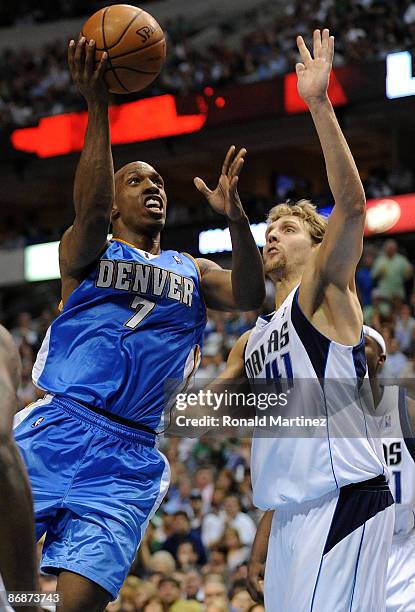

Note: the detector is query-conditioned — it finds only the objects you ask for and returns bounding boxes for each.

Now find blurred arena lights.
[199,223,267,255]
[198,194,415,254]
[386,51,415,99]
[11,95,207,158]
[24,241,60,281]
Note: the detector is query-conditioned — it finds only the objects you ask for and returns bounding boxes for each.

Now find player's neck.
[273,274,302,310]
[370,377,384,409]
[113,229,161,255]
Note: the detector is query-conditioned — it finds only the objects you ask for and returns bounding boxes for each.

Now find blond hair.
[267,199,327,244]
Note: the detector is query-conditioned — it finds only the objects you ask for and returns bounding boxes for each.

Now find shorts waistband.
[342,475,389,492]
[52,395,156,447]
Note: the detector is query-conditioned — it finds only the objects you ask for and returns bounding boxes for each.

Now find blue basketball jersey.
[33,239,206,429]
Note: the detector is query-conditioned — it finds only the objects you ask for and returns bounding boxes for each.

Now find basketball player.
[364,325,415,612]
[0,325,38,612]
[12,37,264,612]
[191,30,394,610]
[247,327,415,610]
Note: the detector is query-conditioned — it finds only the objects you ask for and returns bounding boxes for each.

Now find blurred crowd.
[3,0,415,128]
[3,233,414,610]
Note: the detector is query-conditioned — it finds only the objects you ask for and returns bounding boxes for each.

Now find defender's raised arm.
[297,30,366,294]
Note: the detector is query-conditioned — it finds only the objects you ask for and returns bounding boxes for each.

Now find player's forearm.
[250,511,273,563]
[228,216,265,310]
[0,436,38,593]
[73,101,114,223]
[308,97,365,215]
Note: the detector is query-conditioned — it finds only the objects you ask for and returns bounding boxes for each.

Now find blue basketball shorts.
[13,394,170,599]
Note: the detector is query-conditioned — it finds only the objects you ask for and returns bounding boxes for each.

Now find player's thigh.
[41,446,170,600]
[57,571,111,612]
[264,491,339,612]
[13,398,93,539]
[312,504,394,612]
[41,509,147,601]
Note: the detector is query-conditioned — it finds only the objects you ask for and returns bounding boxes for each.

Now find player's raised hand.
[68,37,109,105]
[194,146,247,222]
[296,29,334,104]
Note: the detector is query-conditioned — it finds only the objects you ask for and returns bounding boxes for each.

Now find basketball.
[81,4,166,94]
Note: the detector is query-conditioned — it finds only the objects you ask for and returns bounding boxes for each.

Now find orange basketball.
[81,4,166,94]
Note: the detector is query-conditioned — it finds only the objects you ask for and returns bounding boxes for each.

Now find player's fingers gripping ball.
[81,4,166,94]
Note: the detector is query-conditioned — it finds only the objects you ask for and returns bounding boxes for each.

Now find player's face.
[113,162,167,234]
[263,216,315,278]
[364,336,385,377]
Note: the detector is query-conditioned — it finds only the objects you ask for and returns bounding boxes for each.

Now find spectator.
[394,304,415,353]
[158,577,202,612]
[163,475,193,516]
[222,495,256,547]
[11,311,38,347]
[202,487,227,548]
[400,352,415,380]
[222,527,250,571]
[147,550,176,575]
[162,511,207,565]
[203,579,229,608]
[177,540,200,571]
[144,599,164,612]
[230,589,255,611]
[201,546,228,577]
[371,240,413,301]
[184,569,203,602]
[380,338,408,379]
[194,466,215,510]
[356,252,375,307]
[189,490,204,529]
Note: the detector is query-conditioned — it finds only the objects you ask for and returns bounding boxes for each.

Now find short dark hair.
[174,510,190,520]
[159,577,180,589]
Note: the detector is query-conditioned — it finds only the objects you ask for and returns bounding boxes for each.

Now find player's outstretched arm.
[0,327,38,609]
[296,30,366,295]
[60,38,113,294]
[247,510,274,603]
[167,331,250,436]
[194,147,265,311]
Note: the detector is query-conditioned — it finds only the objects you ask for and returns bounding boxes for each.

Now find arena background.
[1,0,415,610]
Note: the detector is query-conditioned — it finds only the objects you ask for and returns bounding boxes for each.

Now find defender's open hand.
[194,146,247,222]
[296,29,334,105]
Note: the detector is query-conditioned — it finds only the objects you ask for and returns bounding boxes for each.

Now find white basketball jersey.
[246,286,387,509]
[377,386,415,537]
[0,573,13,612]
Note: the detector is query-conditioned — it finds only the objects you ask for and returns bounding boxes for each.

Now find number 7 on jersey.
[124,296,156,329]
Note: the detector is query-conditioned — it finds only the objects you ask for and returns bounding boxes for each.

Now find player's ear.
[377,354,386,371]
[111,205,120,222]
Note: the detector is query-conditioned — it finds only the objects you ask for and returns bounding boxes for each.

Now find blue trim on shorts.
[310,551,324,612]
[349,523,365,611]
